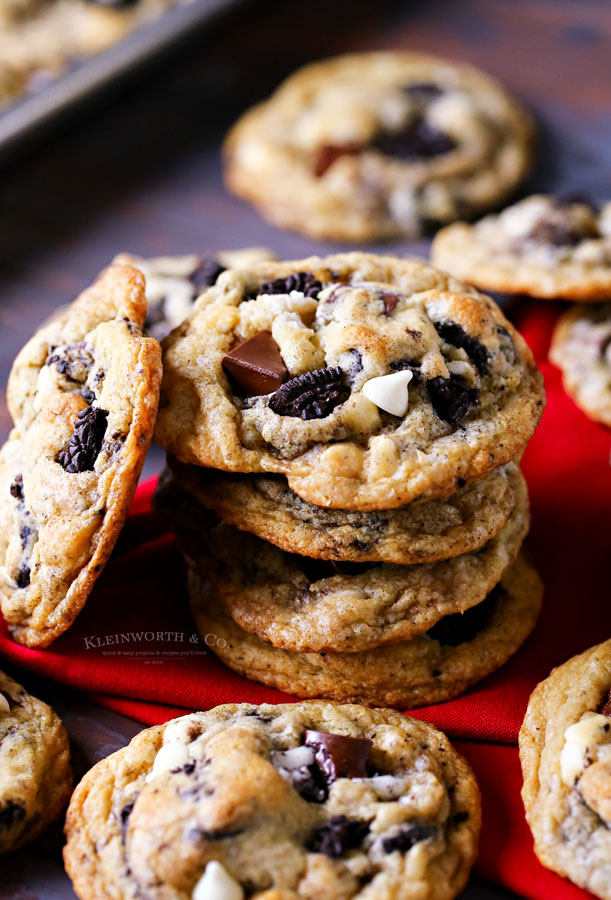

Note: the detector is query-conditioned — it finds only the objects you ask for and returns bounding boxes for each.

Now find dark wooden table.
[1,0,609,895]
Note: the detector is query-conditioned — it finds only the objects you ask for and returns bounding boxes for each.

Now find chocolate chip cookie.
[64,701,480,900]
[113,248,276,341]
[189,553,542,709]
[550,302,611,427]
[0,265,162,647]
[432,195,611,300]
[520,641,611,898]
[0,668,72,854]
[224,51,534,241]
[155,253,544,511]
[168,455,523,564]
[155,471,529,653]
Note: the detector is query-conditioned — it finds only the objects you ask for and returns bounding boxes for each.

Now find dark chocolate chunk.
[453,811,470,824]
[314,142,363,177]
[427,587,499,646]
[304,730,372,783]
[15,564,30,589]
[371,115,456,160]
[404,82,444,102]
[57,406,109,474]
[308,815,369,857]
[269,367,348,419]
[9,476,23,500]
[190,256,226,289]
[0,802,26,832]
[434,321,489,374]
[290,764,328,803]
[599,691,611,717]
[251,271,324,301]
[381,821,437,853]
[380,291,402,316]
[222,331,288,396]
[426,375,479,423]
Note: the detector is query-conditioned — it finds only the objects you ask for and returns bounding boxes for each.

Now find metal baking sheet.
[0,0,244,162]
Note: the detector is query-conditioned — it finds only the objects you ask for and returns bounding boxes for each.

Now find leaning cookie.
[189,554,542,709]
[549,302,611,427]
[156,472,529,653]
[432,195,611,300]
[155,253,544,510]
[169,455,522,564]
[224,51,533,241]
[113,247,276,340]
[0,669,72,854]
[64,701,480,900]
[520,641,611,898]
[0,265,162,647]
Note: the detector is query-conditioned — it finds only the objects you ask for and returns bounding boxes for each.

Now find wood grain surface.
[0,0,609,896]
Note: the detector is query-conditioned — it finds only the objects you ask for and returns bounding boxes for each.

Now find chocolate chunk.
[427,587,499,646]
[435,321,489,374]
[15,564,30,589]
[371,115,456,160]
[9,475,23,500]
[426,375,479,423]
[308,815,369,857]
[0,802,26,831]
[304,730,372,783]
[269,367,348,419]
[453,811,470,824]
[404,83,444,102]
[381,821,437,853]
[380,291,402,316]
[222,331,288,396]
[314,142,362,177]
[57,406,109,474]
[190,256,226,289]
[252,271,324,300]
[600,691,611,717]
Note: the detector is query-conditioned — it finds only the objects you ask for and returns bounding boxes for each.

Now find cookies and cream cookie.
[432,195,611,300]
[520,640,611,898]
[155,253,544,511]
[224,51,533,241]
[64,701,480,900]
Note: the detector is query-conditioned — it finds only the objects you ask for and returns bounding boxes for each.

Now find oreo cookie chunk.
[223,50,533,240]
[114,247,276,340]
[0,265,162,647]
[64,702,480,900]
[0,669,72,854]
[155,252,544,511]
[433,195,611,300]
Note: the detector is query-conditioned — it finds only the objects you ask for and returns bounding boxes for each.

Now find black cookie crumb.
[435,321,489,374]
[426,375,479,423]
[381,821,437,854]
[308,815,369,858]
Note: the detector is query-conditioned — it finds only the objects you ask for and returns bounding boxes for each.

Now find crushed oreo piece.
[269,367,348,419]
[435,321,489,374]
[427,587,499,646]
[426,375,479,423]
[15,564,30,589]
[600,334,611,360]
[190,256,226,289]
[119,801,135,841]
[453,811,470,824]
[252,271,324,300]
[389,358,421,383]
[304,730,372,783]
[300,558,378,581]
[528,219,586,248]
[371,115,456,161]
[314,142,362,177]
[308,815,369,858]
[599,691,611,718]
[381,821,437,853]
[9,476,23,500]
[404,82,444,102]
[57,406,109,474]
[0,802,26,832]
[46,342,93,384]
[290,765,328,804]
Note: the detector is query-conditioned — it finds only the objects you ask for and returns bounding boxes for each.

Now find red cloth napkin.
[1,301,609,900]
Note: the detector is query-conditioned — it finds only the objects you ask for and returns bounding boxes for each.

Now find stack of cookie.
[154,251,546,709]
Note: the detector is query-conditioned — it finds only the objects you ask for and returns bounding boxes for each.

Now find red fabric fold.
[0,301,608,900]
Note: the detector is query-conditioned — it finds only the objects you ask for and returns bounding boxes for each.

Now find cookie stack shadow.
[155,450,543,710]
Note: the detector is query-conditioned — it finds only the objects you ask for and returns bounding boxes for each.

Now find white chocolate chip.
[146,741,190,782]
[560,713,611,786]
[362,370,413,417]
[271,745,315,771]
[192,861,244,900]
[0,694,10,714]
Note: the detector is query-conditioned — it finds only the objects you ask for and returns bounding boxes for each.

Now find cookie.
[155,252,544,511]
[169,455,523,564]
[549,302,611,427]
[432,195,611,300]
[223,51,534,241]
[189,553,542,709]
[0,265,162,647]
[64,701,480,900]
[155,472,529,653]
[520,641,611,898]
[0,668,72,854]
[113,248,276,341]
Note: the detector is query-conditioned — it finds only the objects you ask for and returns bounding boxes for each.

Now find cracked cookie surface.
[155,253,544,511]
[64,700,480,900]
[0,265,162,647]
[224,51,533,241]
[520,640,611,899]
[432,196,611,300]
[550,302,611,427]
[189,554,542,709]
[0,669,72,854]
[155,472,529,653]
